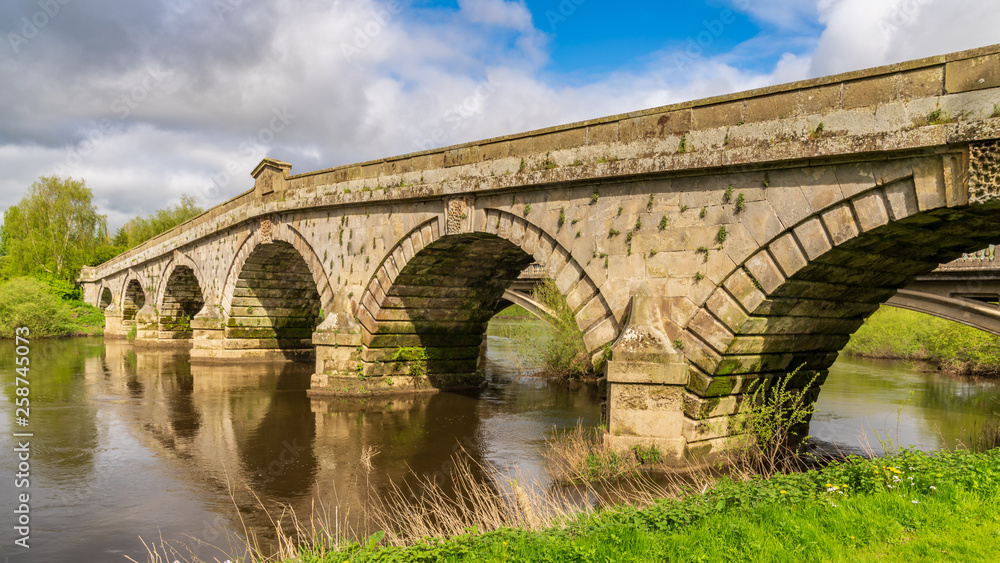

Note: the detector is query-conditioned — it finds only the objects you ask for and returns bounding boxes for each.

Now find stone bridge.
[885,245,1000,334]
[81,45,1000,461]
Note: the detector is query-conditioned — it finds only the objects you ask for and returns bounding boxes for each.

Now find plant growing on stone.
[725,365,817,477]
[392,346,429,378]
[736,193,746,213]
[647,193,655,211]
[591,189,599,204]
[678,135,687,154]
[659,215,668,230]
[716,226,727,243]
[635,216,642,230]
[724,185,733,203]
[558,208,566,229]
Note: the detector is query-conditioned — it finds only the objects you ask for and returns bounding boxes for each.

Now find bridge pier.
[603,286,690,461]
[103,303,126,339]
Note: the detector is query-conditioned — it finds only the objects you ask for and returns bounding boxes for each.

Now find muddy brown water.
[2,321,999,562]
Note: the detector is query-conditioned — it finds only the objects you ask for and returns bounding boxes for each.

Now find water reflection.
[811,356,1000,455]
[2,334,997,562]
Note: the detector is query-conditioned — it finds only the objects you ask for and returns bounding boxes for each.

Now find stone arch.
[98,285,113,311]
[356,210,619,380]
[680,149,1000,425]
[156,254,207,339]
[121,277,147,323]
[218,218,329,358]
[154,251,209,311]
[219,218,334,324]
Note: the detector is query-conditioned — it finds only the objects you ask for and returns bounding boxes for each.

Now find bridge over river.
[81,45,1000,461]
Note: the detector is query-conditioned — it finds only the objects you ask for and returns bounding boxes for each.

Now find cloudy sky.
[1,0,997,230]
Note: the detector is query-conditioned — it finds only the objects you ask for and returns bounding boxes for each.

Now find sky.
[0,0,997,231]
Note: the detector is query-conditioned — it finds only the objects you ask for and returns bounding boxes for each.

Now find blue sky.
[0,0,996,229]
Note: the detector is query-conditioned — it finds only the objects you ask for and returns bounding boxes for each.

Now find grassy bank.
[218,449,999,563]
[844,306,1000,376]
[0,276,104,338]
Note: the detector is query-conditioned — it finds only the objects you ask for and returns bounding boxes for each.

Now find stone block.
[912,156,948,211]
[900,66,944,99]
[851,190,890,232]
[687,309,735,354]
[723,268,766,313]
[744,251,784,295]
[740,200,784,246]
[587,121,620,144]
[607,361,687,385]
[744,91,800,123]
[800,84,842,114]
[883,178,920,220]
[945,53,1000,93]
[793,217,833,260]
[692,101,743,130]
[843,75,898,109]
[768,232,808,277]
[705,289,749,332]
[821,203,860,246]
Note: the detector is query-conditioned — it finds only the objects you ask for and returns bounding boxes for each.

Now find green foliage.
[658,215,668,230]
[844,306,1000,375]
[678,134,687,154]
[724,185,733,203]
[312,450,1000,563]
[531,278,590,378]
[522,203,531,216]
[557,207,565,229]
[716,226,727,243]
[1,176,108,281]
[0,277,103,338]
[608,228,620,237]
[634,216,641,231]
[632,444,664,465]
[699,207,706,219]
[646,193,654,211]
[392,346,429,378]
[735,192,746,212]
[126,323,137,341]
[113,194,203,250]
[590,189,599,204]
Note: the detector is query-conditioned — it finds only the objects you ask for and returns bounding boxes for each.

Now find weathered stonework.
[80,44,1000,461]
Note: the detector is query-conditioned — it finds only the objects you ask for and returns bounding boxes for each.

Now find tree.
[0,176,108,281]
[113,194,203,249]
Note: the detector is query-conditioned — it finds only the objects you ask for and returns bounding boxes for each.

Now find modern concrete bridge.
[81,45,1000,460]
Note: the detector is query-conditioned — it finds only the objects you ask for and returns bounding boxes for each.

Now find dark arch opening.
[160,266,206,339]
[226,241,322,359]
[99,287,112,311]
[685,184,1000,432]
[123,280,146,322]
[360,233,534,386]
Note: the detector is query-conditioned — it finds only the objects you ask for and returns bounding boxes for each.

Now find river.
[2,320,999,562]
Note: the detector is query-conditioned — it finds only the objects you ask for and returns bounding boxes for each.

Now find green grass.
[844,306,1000,376]
[299,449,1000,562]
[0,276,104,338]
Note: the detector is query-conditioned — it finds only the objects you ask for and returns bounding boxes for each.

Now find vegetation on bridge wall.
[844,306,1000,376]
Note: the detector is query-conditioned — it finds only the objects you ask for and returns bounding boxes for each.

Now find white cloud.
[0,0,997,231]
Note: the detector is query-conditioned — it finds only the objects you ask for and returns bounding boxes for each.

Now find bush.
[0,276,104,338]
[531,279,590,378]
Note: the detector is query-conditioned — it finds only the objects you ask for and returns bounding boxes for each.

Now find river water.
[2,321,999,562]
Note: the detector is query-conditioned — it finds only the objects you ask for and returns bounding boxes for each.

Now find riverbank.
[0,276,104,338]
[844,306,1000,377]
[269,448,1000,562]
